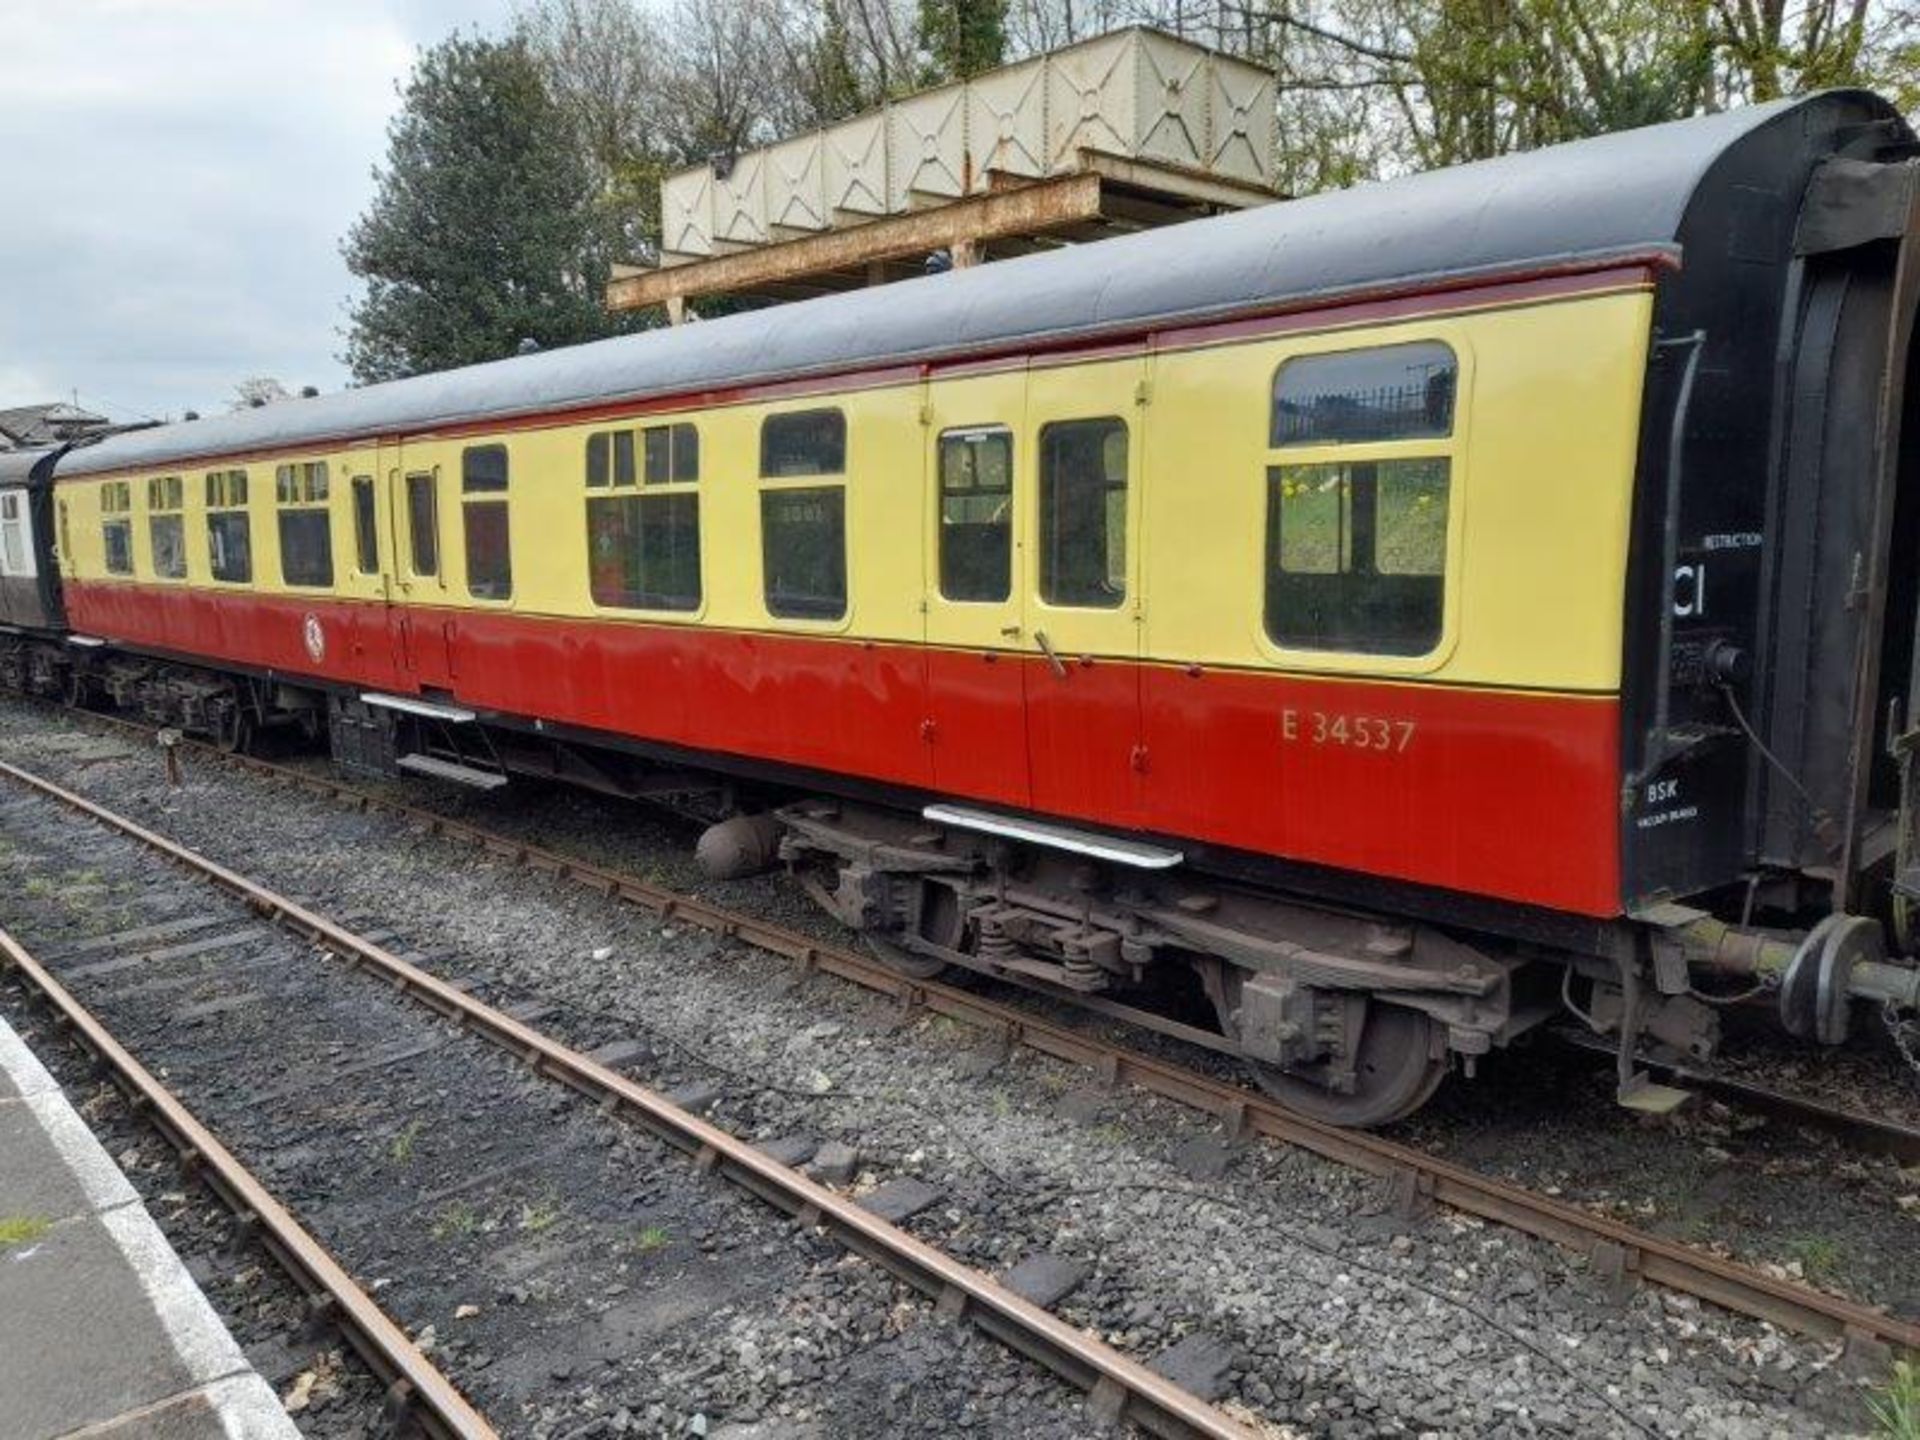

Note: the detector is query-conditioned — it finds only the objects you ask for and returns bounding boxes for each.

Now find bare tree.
[230,377,291,412]
[516,0,662,177]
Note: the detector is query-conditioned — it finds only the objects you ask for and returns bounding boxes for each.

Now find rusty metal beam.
[1073,149,1281,210]
[607,170,1105,313]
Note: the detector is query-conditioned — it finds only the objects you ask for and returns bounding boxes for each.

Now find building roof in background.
[0,402,111,448]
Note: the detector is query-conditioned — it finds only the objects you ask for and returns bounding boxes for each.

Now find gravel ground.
[0,692,1897,1437]
[247,707,1920,1322]
[0,764,1095,1440]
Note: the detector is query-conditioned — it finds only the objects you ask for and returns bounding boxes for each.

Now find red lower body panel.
[66,582,1623,917]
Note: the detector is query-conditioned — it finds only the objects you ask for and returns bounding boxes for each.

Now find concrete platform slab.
[0,1012,300,1440]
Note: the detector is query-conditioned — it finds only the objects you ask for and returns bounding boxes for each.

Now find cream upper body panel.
[56,285,1651,697]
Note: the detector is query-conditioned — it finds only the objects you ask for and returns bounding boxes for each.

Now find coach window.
[205,469,251,583]
[1,494,27,575]
[406,472,439,578]
[100,481,133,576]
[759,409,847,620]
[275,460,334,588]
[461,445,511,600]
[939,427,1013,602]
[147,476,187,580]
[351,476,379,574]
[586,422,701,611]
[1265,341,1456,656]
[1039,418,1127,609]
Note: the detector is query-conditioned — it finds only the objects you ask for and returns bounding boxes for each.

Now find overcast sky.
[0,0,518,423]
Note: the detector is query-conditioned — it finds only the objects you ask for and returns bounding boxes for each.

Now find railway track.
[1548,1028,1920,1167]
[0,752,1261,1440]
[9,702,1920,1364]
[0,924,498,1440]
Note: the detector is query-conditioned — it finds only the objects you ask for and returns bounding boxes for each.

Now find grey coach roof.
[60,91,1897,480]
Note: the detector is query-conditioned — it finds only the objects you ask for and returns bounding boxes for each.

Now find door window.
[205,469,251,583]
[352,476,379,575]
[1038,418,1127,609]
[938,427,1012,603]
[406,471,439,577]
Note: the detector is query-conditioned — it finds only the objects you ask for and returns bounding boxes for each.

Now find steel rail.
[1551,1028,1920,1166]
[15,709,1920,1353]
[0,757,1259,1440]
[0,924,498,1440]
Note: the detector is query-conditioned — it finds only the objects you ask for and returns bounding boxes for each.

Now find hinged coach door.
[333,442,402,688]
[922,367,1031,806]
[1022,358,1147,827]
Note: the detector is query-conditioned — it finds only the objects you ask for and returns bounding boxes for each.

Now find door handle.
[1033,628,1068,680]
[999,624,1022,638]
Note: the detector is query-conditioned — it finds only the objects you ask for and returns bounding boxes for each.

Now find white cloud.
[0,0,515,421]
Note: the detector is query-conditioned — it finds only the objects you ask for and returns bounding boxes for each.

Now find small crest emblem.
[302,613,326,663]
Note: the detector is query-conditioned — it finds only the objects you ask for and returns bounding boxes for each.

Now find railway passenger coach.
[11,90,1920,1124]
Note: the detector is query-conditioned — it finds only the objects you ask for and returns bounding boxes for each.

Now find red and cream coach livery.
[11,90,1920,1123]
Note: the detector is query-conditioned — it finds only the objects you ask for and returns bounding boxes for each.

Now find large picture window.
[586,422,701,611]
[760,488,846,619]
[1265,341,1457,656]
[205,469,251,583]
[275,460,333,588]
[461,445,511,600]
[760,409,846,620]
[938,427,1012,603]
[1038,418,1127,609]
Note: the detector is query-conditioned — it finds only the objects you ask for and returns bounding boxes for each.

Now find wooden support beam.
[607,170,1104,313]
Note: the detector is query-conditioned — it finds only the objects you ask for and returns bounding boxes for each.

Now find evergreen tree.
[918,0,1008,82]
[342,35,629,384]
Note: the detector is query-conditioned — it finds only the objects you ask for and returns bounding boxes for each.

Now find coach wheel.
[866,935,948,980]
[63,667,89,709]
[1245,1003,1447,1128]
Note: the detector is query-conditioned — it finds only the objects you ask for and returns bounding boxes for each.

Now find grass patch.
[430,1202,478,1241]
[389,1119,423,1165]
[1871,1358,1920,1440]
[0,1215,52,1249]
[635,1224,670,1254]
[1788,1235,1841,1283]
[518,1195,563,1233]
